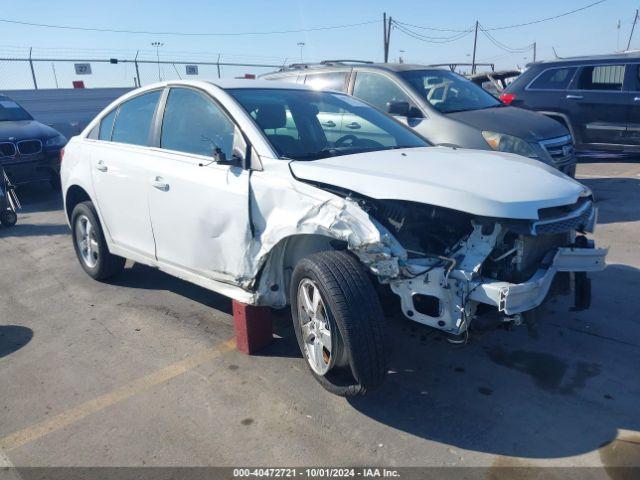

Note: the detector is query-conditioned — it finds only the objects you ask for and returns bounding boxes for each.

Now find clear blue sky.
[0,0,637,88]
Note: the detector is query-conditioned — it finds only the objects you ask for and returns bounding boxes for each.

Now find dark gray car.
[502,52,640,156]
[0,95,67,189]
[262,61,576,176]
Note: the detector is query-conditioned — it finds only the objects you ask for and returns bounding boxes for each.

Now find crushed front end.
[357,194,606,335]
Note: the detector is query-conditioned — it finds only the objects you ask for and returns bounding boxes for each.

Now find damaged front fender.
[240,170,407,306]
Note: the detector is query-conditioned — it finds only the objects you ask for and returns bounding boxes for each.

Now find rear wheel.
[71,201,125,280]
[290,250,388,396]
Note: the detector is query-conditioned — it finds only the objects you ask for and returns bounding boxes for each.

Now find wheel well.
[65,185,91,222]
[255,234,349,306]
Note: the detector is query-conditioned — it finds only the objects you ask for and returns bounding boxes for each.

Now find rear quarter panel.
[61,137,99,226]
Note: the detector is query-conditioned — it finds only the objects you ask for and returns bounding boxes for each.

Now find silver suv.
[263,61,576,176]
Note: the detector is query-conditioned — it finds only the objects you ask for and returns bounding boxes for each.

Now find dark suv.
[262,61,576,176]
[502,52,640,155]
[0,94,67,189]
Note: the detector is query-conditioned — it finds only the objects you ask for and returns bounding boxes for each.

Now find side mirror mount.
[387,100,410,117]
[213,147,242,167]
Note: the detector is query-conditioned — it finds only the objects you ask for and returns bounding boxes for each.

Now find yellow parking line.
[0,338,236,452]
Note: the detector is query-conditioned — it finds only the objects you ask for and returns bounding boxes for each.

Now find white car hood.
[289,147,589,220]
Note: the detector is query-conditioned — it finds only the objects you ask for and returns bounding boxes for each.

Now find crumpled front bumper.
[390,246,607,332]
[468,246,607,315]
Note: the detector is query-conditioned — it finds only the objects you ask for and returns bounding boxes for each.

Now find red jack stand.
[232,300,274,354]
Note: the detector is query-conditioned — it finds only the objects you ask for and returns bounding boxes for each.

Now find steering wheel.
[334,134,359,148]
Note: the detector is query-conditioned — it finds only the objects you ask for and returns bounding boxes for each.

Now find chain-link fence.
[0,47,286,90]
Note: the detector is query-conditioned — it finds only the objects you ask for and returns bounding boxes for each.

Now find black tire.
[290,250,388,396]
[0,210,17,227]
[71,201,125,280]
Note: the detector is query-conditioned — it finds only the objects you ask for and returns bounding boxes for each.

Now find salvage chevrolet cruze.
[61,80,607,396]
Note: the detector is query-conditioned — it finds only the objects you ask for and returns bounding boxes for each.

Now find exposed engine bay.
[311,181,606,336]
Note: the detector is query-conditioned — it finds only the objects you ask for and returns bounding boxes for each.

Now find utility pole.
[471,21,479,74]
[627,9,639,51]
[383,12,388,62]
[297,42,305,63]
[383,13,392,63]
[533,42,537,62]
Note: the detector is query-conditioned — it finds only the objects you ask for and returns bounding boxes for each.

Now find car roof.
[527,51,640,67]
[129,79,319,94]
[207,79,314,90]
[265,62,448,76]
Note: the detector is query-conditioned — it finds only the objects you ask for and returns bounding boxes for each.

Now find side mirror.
[387,100,410,117]
[213,147,242,167]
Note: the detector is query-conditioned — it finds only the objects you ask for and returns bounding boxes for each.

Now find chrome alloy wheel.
[297,278,335,376]
[75,214,99,269]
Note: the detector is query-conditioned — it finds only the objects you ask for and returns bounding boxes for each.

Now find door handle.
[321,120,336,128]
[346,122,361,129]
[151,177,169,191]
[95,161,108,172]
[566,94,583,100]
[634,97,640,102]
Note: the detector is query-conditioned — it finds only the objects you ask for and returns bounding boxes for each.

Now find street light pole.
[297,42,305,63]
[151,41,164,81]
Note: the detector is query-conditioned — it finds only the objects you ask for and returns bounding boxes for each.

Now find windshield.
[227,88,428,160]
[399,70,501,114]
[0,99,33,121]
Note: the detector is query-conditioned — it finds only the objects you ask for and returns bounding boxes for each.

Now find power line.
[479,24,534,53]
[392,20,470,33]
[484,0,607,31]
[0,17,380,37]
[394,0,607,34]
[392,22,474,44]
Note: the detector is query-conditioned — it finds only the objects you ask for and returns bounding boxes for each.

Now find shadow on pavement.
[0,325,33,358]
[106,262,233,315]
[346,263,640,459]
[0,223,69,238]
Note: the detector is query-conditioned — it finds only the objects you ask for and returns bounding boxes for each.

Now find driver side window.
[352,72,411,112]
[161,87,235,158]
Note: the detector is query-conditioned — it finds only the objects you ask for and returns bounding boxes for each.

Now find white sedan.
[61,80,606,396]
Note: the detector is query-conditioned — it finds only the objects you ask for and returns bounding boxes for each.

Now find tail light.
[60,147,65,163]
[499,93,516,105]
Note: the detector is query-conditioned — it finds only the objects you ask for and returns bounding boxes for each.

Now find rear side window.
[576,64,625,91]
[160,87,235,157]
[111,90,161,146]
[528,67,577,90]
[98,110,116,141]
[352,72,411,111]
[305,72,348,92]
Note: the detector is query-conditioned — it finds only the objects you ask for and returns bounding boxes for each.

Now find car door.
[90,90,161,257]
[304,71,348,143]
[349,71,428,140]
[147,87,252,283]
[625,63,640,146]
[566,63,628,146]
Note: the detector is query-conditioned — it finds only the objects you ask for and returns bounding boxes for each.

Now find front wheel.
[290,251,388,396]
